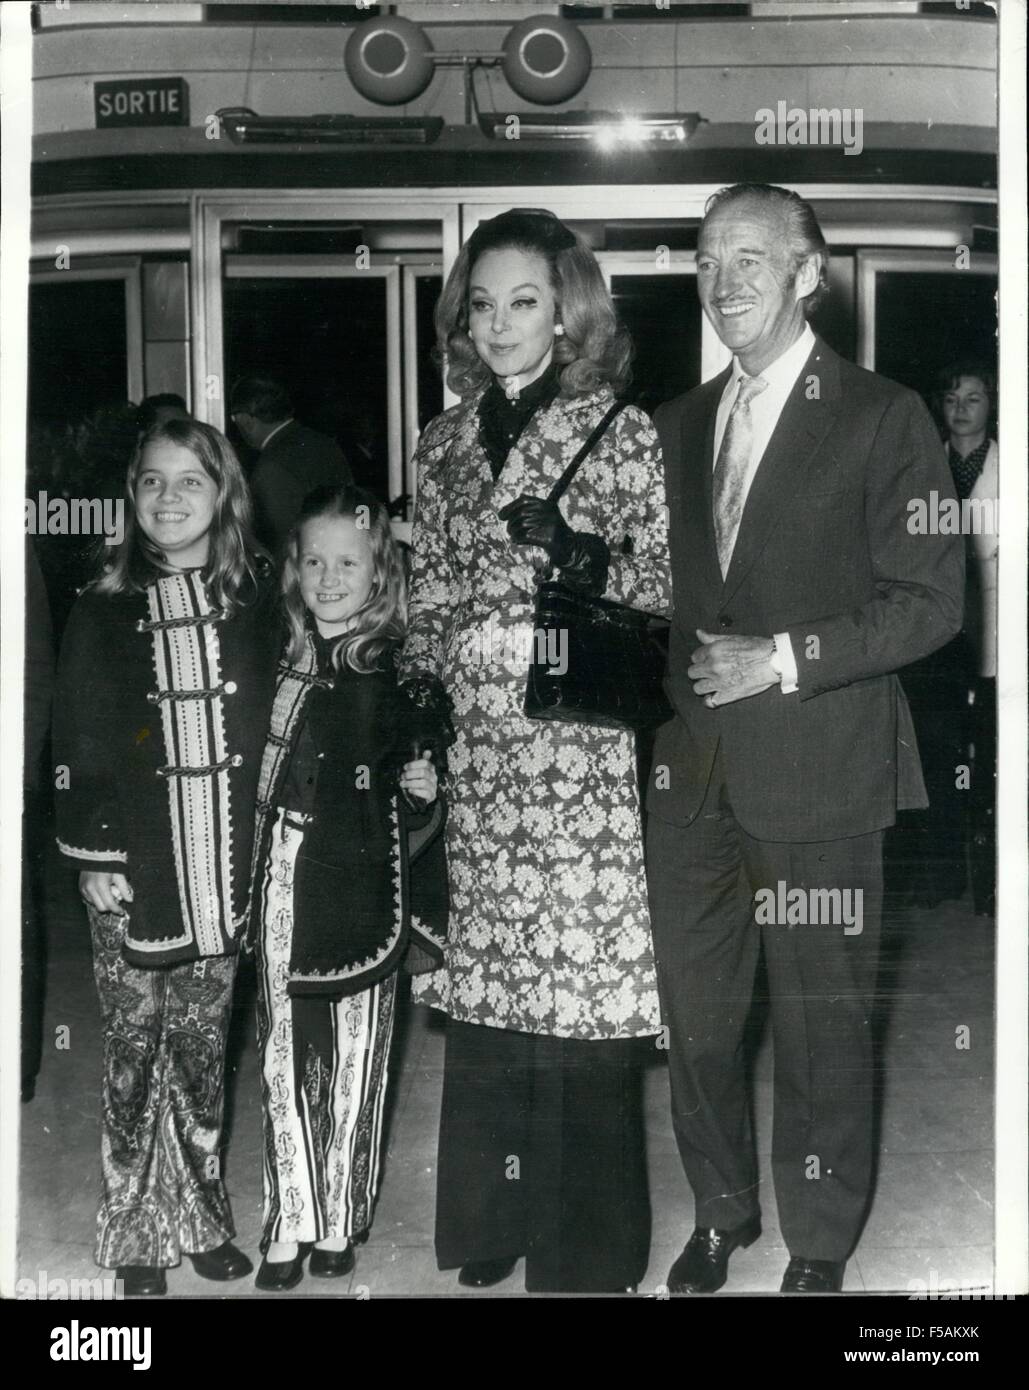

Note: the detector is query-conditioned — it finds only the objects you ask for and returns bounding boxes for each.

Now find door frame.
[402,261,444,486]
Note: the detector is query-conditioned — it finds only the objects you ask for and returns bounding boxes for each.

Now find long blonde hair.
[281,485,406,673]
[94,418,266,613]
[436,207,632,399]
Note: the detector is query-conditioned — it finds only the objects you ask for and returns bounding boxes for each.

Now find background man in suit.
[230,374,352,551]
[648,184,965,1294]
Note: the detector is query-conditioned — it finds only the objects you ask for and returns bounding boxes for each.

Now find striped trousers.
[256,809,397,1245]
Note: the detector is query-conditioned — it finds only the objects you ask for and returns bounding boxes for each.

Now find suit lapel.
[721,340,842,603]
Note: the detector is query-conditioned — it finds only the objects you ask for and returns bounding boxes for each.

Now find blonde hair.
[436,207,632,399]
[281,486,406,674]
[94,418,266,614]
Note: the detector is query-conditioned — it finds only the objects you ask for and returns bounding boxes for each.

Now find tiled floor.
[18,870,994,1298]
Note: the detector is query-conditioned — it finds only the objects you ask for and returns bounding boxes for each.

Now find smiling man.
[647,184,965,1294]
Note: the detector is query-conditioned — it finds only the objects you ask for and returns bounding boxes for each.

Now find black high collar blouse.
[478,362,562,481]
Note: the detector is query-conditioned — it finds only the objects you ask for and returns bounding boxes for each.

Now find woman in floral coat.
[399,209,671,1293]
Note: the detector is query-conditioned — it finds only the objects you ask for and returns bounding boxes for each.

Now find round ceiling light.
[502,16,592,106]
[344,16,435,106]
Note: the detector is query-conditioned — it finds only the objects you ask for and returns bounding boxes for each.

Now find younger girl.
[53,418,280,1295]
[251,485,447,1292]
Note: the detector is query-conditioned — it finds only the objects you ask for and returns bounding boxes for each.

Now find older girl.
[400,208,671,1293]
[53,419,279,1295]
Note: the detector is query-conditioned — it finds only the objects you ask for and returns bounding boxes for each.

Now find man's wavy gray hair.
[702,183,830,316]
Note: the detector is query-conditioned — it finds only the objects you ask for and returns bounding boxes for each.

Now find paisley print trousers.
[256,810,397,1245]
[87,905,237,1269]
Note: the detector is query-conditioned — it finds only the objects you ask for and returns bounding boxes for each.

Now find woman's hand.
[498,495,575,566]
[400,754,438,809]
[79,871,133,916]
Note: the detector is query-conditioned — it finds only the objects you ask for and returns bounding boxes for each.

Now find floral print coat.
[399,385,671,1040]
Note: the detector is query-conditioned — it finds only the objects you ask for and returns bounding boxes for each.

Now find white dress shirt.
[969,439,998,679]
[712,321,816,693]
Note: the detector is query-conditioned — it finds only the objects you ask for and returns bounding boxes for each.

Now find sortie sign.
[94,77,189,128]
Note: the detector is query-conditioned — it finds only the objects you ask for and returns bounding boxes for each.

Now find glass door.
[596,251,704,413]
[28,257,143,433]
[856,249,998,398]
[192,193,458,509]
[223,256,401,504]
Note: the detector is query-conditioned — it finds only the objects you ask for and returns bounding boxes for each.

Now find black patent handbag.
[523,401,672,731]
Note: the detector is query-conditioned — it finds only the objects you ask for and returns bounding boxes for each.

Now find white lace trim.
[57,838,127,864]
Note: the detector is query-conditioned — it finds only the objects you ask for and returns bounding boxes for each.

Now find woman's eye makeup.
[469,296,538,312]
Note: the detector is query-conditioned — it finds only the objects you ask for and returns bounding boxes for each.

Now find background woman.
[400,208,670,1294]
[939,362,998,915]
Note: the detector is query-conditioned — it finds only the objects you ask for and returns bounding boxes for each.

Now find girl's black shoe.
[309,1243,356,1279]
[118,1266,167,1297]
[187,1241,252,1281]
[255,1243,312,1292]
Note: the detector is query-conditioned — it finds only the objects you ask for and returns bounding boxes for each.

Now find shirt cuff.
[772,632,799,694]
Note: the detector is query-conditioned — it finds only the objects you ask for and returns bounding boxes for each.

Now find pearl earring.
[554,324,565,337]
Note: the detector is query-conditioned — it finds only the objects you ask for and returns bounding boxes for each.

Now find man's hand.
[688,630,779,708]
[79,871,133,916]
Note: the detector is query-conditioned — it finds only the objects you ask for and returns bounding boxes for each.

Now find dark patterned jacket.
[53,568,280,966]
[249,632,448,998]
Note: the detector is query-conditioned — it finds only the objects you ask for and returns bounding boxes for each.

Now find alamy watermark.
[754,881,864,935]
[25,491,125,544]
[907,491,998,537]
[754,102,864,157]
[457,614,568,677]
[50,1320,150,1371]
[15,1269,123,1300]
[907,1269,1015,1301]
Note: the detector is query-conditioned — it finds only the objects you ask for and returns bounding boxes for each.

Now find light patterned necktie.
[712,373,769,577]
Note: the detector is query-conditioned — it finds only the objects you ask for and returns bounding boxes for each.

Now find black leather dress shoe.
[667,1216,762,1294]
[186,1241,253,1281]
[255,1244,312,1293]
[118,1266,167,1297]
[309,1244,356,1279]
[781,1257,845,1292]
[458,1256,519,1288]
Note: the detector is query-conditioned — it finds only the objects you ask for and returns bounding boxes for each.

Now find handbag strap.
[546,399,628,504]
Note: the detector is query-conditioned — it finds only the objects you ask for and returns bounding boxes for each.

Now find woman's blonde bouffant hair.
[436,208,632,399]
[281,485,407,674]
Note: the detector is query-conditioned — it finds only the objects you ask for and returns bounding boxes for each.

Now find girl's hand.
[79,871,133,916]
[400,755,438,808]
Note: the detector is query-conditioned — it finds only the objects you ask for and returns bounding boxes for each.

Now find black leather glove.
[498,494,611,596]
[498,495,576,566]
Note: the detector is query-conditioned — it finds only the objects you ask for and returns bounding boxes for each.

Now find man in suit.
[230,374,352,551]
[648,184,964,1294]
